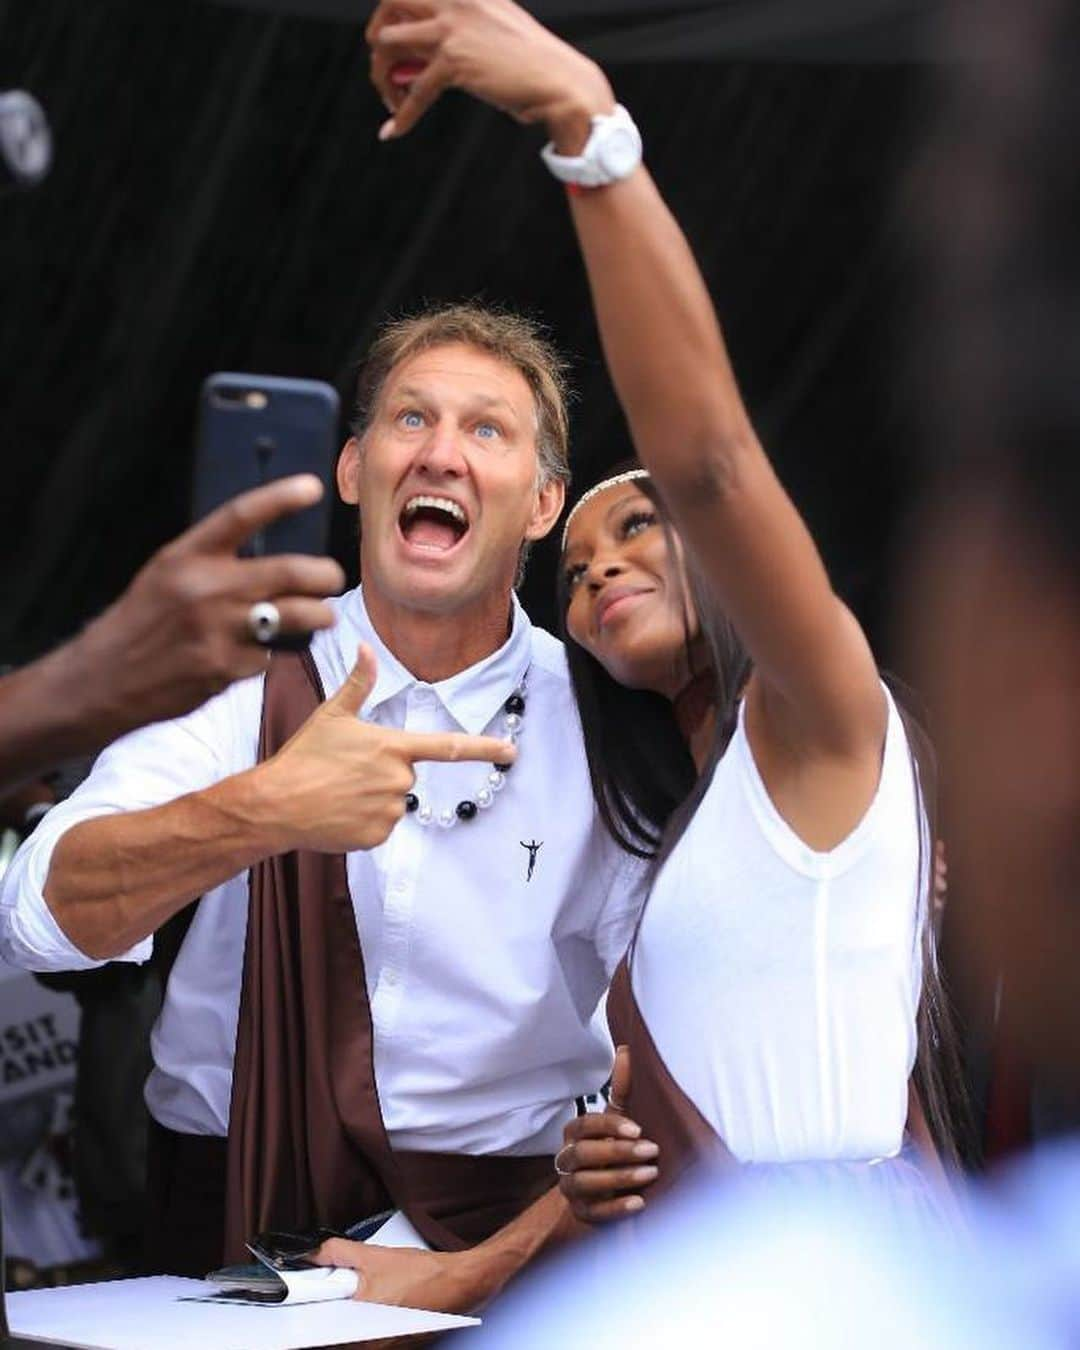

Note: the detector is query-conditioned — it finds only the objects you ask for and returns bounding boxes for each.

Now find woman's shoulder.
[690,684,921,879]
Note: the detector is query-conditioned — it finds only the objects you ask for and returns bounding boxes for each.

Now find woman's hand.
[366,0,614,150]
[556,1045,660,1223]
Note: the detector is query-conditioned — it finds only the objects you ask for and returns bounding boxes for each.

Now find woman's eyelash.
[620,509,656,537]
[564,510,655,589]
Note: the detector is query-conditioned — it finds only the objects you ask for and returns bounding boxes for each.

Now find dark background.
[0,0,935,668]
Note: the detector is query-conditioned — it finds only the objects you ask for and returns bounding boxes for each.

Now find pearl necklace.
[404,677,527,828]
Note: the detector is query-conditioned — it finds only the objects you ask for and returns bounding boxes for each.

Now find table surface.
[6,1276,479,1350]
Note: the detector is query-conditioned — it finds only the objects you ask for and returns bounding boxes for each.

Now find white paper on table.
[275,1264,358,1303]
[6,1276,480,1350]
[186,1210,429,1308]
[184,1263,360,1306]
[365,1209,432,1251]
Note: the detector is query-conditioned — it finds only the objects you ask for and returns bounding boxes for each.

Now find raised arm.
[560,167,885,761]
[369,0,886,775]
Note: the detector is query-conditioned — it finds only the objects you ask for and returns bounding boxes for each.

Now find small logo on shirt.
[520,839,543,883]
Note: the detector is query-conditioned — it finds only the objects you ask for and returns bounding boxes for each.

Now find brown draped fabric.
[607,955,944,1196]
[606,958,733,1201]
[223,649,554,1262]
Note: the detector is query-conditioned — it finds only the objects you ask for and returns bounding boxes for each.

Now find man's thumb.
[331,643,377,716]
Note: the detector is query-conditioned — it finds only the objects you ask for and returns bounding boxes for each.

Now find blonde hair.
[351,303,571,488]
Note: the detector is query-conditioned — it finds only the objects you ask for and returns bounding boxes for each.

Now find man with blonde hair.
[1,302,643,1287]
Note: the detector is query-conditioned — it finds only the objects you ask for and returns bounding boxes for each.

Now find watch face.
[597,125,641,180]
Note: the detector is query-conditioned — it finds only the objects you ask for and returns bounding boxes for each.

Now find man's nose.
[416,417,467,476]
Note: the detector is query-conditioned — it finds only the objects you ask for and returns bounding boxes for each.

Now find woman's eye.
[474,421,500,440]
[621,510,656,539]
[564,562,586,590]
[399,409,425,429]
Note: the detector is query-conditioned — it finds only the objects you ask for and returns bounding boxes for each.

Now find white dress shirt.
[0,589,644,1155]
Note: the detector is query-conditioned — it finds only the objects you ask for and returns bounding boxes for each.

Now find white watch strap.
[540,104,642,188]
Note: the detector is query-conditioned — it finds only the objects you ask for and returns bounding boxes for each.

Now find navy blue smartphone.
[193,372,340,557]
[193,373,341,649]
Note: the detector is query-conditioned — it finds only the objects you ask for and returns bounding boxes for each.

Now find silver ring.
[247,600,281,645]
[554,1145,574,1178]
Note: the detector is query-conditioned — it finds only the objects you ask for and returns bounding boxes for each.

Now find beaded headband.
[560,468,652,551]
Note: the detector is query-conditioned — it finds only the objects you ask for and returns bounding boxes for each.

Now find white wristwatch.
[540,104,642,189]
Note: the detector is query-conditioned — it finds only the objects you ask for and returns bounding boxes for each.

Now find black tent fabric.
[0,0,929,665]
[211,0,945,62]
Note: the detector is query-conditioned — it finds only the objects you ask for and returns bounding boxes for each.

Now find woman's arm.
[370,0,887,804]
[562,169,885,765]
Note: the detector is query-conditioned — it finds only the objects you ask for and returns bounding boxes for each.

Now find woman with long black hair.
[556,463,965,1217]
[366,0,967,1227]
[360,0,968,1250]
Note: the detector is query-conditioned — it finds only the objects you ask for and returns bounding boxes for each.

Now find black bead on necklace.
[404,677,527,827]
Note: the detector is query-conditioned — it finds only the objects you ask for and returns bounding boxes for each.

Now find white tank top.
[632,686,926,1164]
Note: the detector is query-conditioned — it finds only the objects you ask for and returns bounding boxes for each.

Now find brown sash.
[606,957,733,1200]
[607,955,943,1194]
[223,650,554,1262]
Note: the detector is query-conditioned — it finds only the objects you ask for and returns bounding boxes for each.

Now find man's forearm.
[452,1185,583,1311]
[44,769,283,960]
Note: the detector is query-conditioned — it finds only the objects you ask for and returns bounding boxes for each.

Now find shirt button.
[384,969,399,988]
[391,879,407,896]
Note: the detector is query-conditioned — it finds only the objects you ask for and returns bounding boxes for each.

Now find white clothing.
[632,686,925,1163]
[485,1146,1080,1350]
[0,589,643,1155]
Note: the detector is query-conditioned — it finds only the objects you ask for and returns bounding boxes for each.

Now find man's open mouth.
[398,494,471,553]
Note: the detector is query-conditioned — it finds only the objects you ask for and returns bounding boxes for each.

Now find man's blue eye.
[475,422,500,439]
[400,410,424,429]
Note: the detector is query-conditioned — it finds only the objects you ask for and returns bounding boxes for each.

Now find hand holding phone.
[65,475,343,744]
[193,374,341,649]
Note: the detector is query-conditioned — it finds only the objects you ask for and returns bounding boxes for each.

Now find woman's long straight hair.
[559,468,974,1166]
[892,689,978,1169]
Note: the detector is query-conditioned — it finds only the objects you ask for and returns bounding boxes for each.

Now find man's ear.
[524,476,567,542]
[336,436,362,505]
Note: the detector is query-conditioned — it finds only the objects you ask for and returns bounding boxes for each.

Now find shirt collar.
[335,587,533,735]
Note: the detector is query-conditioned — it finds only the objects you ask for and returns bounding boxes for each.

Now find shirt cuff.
[0,821,152,972]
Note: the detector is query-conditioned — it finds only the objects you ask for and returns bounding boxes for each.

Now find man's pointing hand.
[254,643,516,853]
